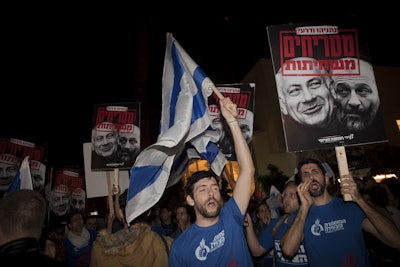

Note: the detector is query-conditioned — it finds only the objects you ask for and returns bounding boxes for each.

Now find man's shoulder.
[2,252,67,267]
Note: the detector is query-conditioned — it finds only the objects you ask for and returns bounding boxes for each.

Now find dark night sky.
[3,6,399,169]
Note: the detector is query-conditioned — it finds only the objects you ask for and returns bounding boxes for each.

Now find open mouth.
[310,181,320,190]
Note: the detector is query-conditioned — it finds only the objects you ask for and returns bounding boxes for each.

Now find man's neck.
[313,191,332,206]
[196,215,219,227]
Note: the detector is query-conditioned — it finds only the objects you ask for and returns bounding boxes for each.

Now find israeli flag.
[125,33,226,223]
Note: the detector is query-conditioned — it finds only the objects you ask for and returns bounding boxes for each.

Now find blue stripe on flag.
[6,171,21,193]
[125,32,226,224]
[127,165,161,199]
[192,68,208,123]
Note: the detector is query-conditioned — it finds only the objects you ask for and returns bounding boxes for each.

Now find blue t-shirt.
[294,197,370,267]
[259,216,309,267]
[168,197,253,266]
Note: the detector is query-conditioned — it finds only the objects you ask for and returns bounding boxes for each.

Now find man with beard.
[330,58,387,145]
[168,97,255,266]
[116,124,140,169]
[70,187,86,213]
[280,158,400,267]
[245,181,309,267]
[332,58,380,131]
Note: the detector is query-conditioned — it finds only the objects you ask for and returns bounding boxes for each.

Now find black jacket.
[0,237,67,267]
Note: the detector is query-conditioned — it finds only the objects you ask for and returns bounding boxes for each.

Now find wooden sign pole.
[335,145,352,201]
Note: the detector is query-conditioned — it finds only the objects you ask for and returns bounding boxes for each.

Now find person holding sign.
[280,158,400,267]
[169,97,255,266]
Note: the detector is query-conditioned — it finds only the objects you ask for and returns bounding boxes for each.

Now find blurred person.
[280,158,400,267]
[159,206,176,237]
[267,185,283,219]
[245,181,309,267]
[40,229,57,259]
[85,216,99,232]
[380,177,400,230]
[70,187,86,213]
[150,206,162,229]
[248,201,274,267]
[169,97,255,266]
[50,184,71,217]
[90,208,172,267]
[253,202,272,237]
[64,212,97,267]
[360,178,400,266]
[39,227,66,263]
[0,154,19,198]
[116,123,141,168]
[331,58,381,131]
[0,189,67,266]
[171,204,194,239]
[91,122,119,168]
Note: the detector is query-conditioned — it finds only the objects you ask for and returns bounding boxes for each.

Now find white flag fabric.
[6,156,33,195]
[125,33,226,223]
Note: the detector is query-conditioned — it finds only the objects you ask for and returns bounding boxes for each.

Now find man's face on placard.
[51,184,71,216]
[117,124,140,165]
[332,59,380,131]
[0,154,19,192]
[92,122,118,157]
[277,57,335,127]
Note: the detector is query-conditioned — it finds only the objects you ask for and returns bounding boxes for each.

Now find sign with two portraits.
[267,18,388,152]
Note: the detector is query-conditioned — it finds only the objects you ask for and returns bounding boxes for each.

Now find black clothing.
[0,237,67,267]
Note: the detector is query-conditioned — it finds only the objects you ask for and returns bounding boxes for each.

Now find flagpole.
[106,171,114,216]
[335,145,352,201]
[209,84,224,99]
[209,84,238,117]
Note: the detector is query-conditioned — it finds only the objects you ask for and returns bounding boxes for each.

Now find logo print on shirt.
[311,218,347,236]
[311,219,324,236]
[195,230,225,261]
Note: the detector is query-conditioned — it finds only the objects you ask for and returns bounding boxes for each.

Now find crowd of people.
[1,97,399,267]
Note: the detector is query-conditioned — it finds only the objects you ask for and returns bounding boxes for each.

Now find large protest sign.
[45,167,86,226]
[267,18,387,152]
[208,83,255,161]
[0,137,46,197]
[91,102,141,170]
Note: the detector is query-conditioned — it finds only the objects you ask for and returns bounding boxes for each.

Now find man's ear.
[325,175,330,185]
[186,195,194,206]
[279,96,288,115]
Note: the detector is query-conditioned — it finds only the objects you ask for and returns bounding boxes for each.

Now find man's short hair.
[0,189,46,240]
[185,170,220,198]
[297,158,327,177]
